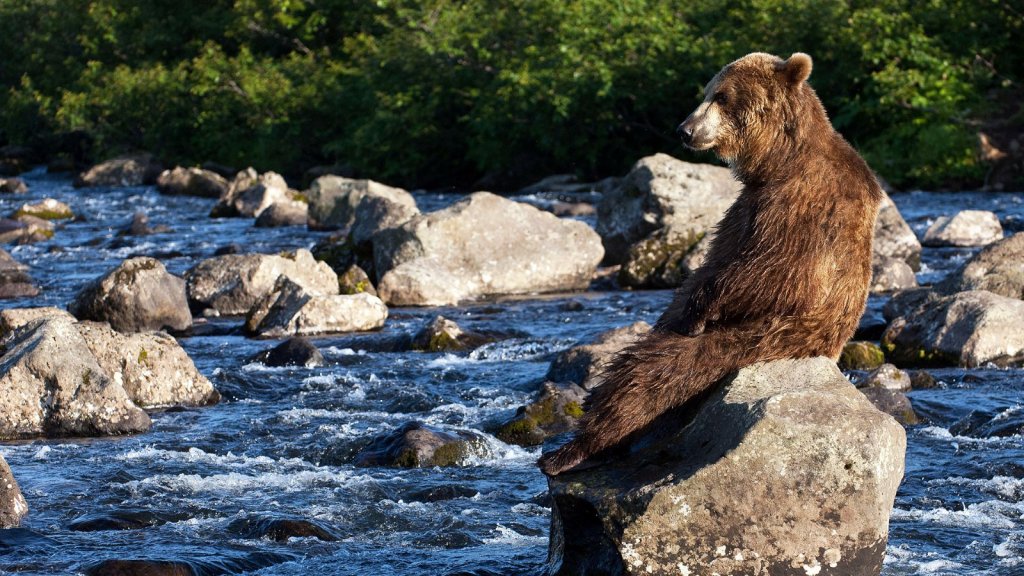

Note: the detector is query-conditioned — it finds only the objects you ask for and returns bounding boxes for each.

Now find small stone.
[0,249,39,299]
[857,363,912,392]
[0,178,28,194]
[838,341,886,371]
[338,265,377,296]
[861,388,920,425]
[870,256,917,292]
[249,337,324,368]
[410,315,492,352]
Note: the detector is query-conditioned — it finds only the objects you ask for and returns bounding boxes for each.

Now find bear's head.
[677,52,826,172]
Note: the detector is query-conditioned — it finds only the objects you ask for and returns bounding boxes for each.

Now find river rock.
[494,381,586,446]
[185,249,337,315]
[882,290,1024,367]
[870,256,917,292]
[249,336,324,368]
[546,321,651,390]
[119,212,171,236]
[0,316,151,439]
[254,200,308,227]
[354,422,488,467]
[76,321,219,408]
[375,192,603,306]
[350,195,420,248]
[597,155,738,264]
[838,341,886,371]
[338,265,376,296]
[13,198,73,220]
[857,363,912,392]
[306,175,416,231]
[936,233,1024,300]
[210,168,290,218]
[229,515,338,542]
[860,388,920,426]
[874,193,921,269]
[69,257,191,333]
[0,307,74,336]
[0,249,39,299]
[74,153,163,188]
[410,315,491,352]
[0,217,53,244]
[0,178,28,194]
[0,455,28,528]
[546,357,905,576]
[244,277,387,338]
[156,166,229,198]
[922,210,1003,247]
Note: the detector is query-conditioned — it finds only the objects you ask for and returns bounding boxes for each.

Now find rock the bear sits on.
[539,52,885,476]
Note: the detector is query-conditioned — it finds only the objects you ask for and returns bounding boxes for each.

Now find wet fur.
[539,53,884,476]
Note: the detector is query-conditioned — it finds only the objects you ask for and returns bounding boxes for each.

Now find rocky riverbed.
[0,165,1021,575]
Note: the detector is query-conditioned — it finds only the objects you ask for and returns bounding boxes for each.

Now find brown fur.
[539,53,884,476]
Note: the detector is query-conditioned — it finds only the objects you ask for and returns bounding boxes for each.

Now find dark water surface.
[0,172,1022,575]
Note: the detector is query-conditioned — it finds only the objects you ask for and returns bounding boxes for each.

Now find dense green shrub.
[0,0,1018,189]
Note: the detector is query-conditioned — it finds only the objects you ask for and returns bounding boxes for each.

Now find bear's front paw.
[538,444,586,476]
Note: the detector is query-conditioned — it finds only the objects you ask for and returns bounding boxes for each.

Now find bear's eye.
[713,92,728,105]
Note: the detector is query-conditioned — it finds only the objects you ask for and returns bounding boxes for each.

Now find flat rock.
[596,154,739,266]
[77,321,219,408]
[306,175,416,231]
[874,192,921,269]
[0,249,39,298]
[375,192,603,306]
[937,232,1024,300]
[249,337,324,368]
[354,421,488,467]
[922,210,1003,247]
[185,249,337,315]
[13,198,73,220]
[546,358,905,576]
[546,321,651,390]
[74,153,163,188]
[493,381,586,446]
[156,166,229,198]
[0,456,28,528]
[882,290,1024,367]
[0,316,150,439]
[69,257,191,333]
[244,277,387,338]
[254,200,308,227]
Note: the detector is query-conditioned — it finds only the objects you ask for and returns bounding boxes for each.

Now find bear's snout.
[676,119,694,145]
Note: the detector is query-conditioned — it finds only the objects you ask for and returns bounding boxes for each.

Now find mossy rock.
[493,381,587,447]
[353,422,488,468]
[338,265,377,296]
[618,228,702,289]
[838,341,886,370]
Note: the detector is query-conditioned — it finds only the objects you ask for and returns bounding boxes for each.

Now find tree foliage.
[0,0,1019,188]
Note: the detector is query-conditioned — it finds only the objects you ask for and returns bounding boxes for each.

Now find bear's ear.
[778,53,813,85]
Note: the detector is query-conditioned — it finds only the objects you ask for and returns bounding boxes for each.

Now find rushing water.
[0,170,1022,575]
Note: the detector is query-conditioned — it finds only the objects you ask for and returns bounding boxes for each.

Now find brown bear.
[539,52,884,476]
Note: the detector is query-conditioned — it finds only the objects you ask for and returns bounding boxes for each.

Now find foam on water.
[890,500,1023,530]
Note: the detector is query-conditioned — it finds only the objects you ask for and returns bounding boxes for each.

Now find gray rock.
[254,200,308,227]
[74,153,163,188]
[0,316,151,439]
[249,337,324,368]
[860,388,920,426]
[156,166,229,198]
[119,212,171,236]
[350,194,420,248]
[871,256,918,292]
[244,277,387,338]
[307,176,416,231]
[617,227,704,289]
[547,321,651,390]
[857,363,912,392]
[0,249,39,299]
[596,154,739,267]
[69,257,191,333]
[838,341,886,371]
[874,193,921,269]
[493,381,586,446]
[882,288,938,323]
[937,232,1024,300]
[0,178,28,194]
[0,216,53,244]
[923,210,1003,247]
[338,265,376,297]
[882,290,1024,367]
[546,358,905,576]
[211,168,290,218]
[0,307,73,336]
[354,421,488,467]
[410,315,491,352]
[0,456,28,528]
[76,321,219,408]
[375,192,603,306]
[185,249,338,315]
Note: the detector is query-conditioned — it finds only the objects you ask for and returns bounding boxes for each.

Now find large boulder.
[306,175,416,231]
[0,248,39,298]
[76,321,219,408]
[74,153,163,188]
[185,249,337,315]
[69,257,191,333]
[881,290,1024,367]
[244,277,387,338]
[873,192,921,269]
[210,168,290,218]
[546,358,905,576]
[546,321,651,390]
[374,192,603,306]
[0,456,28,528]
[936,233,1024,300]
[156,166,229,198]
[0,316,151,439]
[922,210,1003,247]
